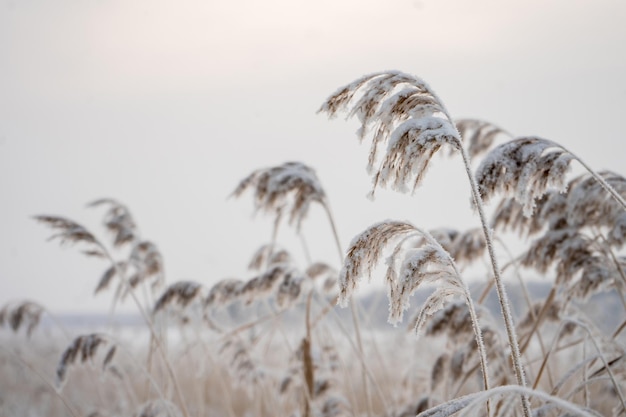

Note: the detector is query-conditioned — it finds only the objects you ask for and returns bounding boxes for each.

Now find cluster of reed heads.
[2,71,626,417]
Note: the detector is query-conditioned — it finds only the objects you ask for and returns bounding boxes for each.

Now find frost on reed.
[88,198,138,247]
[340,220,472,329]
[218,336,266,396]
[153,281,202,314]
[321,71,530,416]
[203,263,307,311]
[35,201,165,304]
[493,171,626,301]
[455,119,512,160]
[428,228,486,267]
[232,161,327,230]
[305,262,339,295]
[338,220,491,405]
[319,71,461,197]
[56,334,116,387]
[247,243,293,271]
[476,137,574,217]
[280,339,351,417]
[33,215,103,255]
[0,300,44,337]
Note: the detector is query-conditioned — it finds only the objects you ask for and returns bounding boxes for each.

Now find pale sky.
[1,0,625,313]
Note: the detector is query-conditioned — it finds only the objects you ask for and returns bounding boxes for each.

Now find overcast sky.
[1,0,625,313]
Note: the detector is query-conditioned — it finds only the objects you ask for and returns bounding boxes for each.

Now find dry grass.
[2,70,626,417]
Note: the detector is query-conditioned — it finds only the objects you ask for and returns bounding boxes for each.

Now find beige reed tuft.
[232,161,328,230]
[56,334,115,387]
[455,119,512,160]
[0,300,45,337]
[319,71,461,197]
[88,198,138,247]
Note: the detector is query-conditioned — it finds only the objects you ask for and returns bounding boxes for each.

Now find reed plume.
[232,161,327,230]
[493,171,626,301]
[428,227,486,267]
[153,281,202,314]
[56,334,115,387]
[321,70,530,416]
[455,119,512,160]
[320,71,460,197]
[0,300,45,337]
[477,138,626,217]
[33,215,104,256]
[88,198,138,247]
[204,278,245,307]
[339,220,491,410]
[476,137,574,216]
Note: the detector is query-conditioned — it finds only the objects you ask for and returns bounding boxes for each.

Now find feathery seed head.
[455,119,512,159]
[204,278,244,307]
[153,280,202,314]
[33,215,101,252]
[340,220,467,328]
[232,162,327,230]
[319,71,461,197]
[88,198,138,247]
[475,137,573,216]
[56,334,113,387]
[0,301,44,337]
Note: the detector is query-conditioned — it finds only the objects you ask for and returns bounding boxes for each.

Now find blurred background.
[1,0,625,312]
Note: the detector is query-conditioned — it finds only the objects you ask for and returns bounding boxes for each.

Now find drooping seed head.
[153,280,202,314]
[33,215,102,254]
[56,334,112,387]
[88,198,138,247]
[232,161,327,230]
[319,71,461,197]
[475,137,574,216]
[455,119,512,160]
[0,301,44,338]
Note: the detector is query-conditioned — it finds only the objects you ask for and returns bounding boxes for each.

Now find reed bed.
[1,70,625,417]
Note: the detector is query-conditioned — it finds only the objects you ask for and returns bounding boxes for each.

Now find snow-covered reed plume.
[56,334,116,387]
[88,198,138,247]
[322,71,529,415]
[0,300,45,337]
[218,336,266,396]
[339,220,491,404]
[33,215,102,254]
[204,278,245,307]
[34,201,191,417]
[153,281,202,314]
[455,119,512,160]
[427,228,486,267]
[477,138,626,217]
[476,138,574,217]
[493,171,626,301]
[232,161,328,230]
[319,71,461,197]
